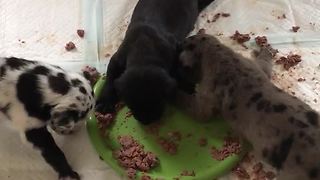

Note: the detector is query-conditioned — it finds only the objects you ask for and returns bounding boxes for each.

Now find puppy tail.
[198,0,215,11]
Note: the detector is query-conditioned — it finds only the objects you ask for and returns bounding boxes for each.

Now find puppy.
[0,57,95,180]
[174,34,320,180]
[96,0,215,124]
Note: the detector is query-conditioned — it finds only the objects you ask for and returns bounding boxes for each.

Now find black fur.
[25,127,80,179]
[96,0,215,124]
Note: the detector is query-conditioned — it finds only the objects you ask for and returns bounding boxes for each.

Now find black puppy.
[96,0,215,124]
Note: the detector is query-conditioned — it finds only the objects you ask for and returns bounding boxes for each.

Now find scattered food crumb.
[310,22,316,26]
[291,26,300,32]
[77,29,85,38]
[65,41,76,51]
[297,78,306,82]
[254,36,279,57]
[233,166,250,179]
[230,31,251,48]
[221,13,231,17]
[212,13,221,22]
[276,54,302,70]
[126,168,137,180]
[211,137,241,161]
[95,112,114,134]
[168,131,182,141]
[114,136,158,179]
[125,111,133,119]
[105,53,111,57]
[180,170,196,177]
[255,36,268,47]
[277,14,286,19]
[141,175,152,180]
[198,138,208,147]
[157,137,178,155]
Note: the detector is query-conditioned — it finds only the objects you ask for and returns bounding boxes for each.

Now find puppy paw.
[59,171,80,180]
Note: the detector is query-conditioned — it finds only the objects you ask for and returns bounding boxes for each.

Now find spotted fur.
[0,57,95,180]
[175,34,320,180]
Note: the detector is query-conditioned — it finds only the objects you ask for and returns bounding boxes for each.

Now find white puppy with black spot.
[0,57,95,180]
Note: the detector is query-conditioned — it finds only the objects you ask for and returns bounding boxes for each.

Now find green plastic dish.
[87,76,249,180]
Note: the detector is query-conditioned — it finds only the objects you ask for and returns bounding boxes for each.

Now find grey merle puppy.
[174,34,320,180]
[0,57,95,180]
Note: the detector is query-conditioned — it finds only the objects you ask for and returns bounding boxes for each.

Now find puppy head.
[115,66,176,125]
[175,34,214,93]
[49,73,95,135]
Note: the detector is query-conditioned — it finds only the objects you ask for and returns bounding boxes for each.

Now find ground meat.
[276,54,302,70]
[180,170,196,177]
[211,137,241,161]
[114,135,158,179]
[95,112,114,135]
[65,41,76,51]
[82,65,101,86]
[77,29,85,38]
[230,31,251,48]
[233,166,250,179]
[221,13,230,17]
[254,36,279,57]
[126,168,137,180]
[292,26,300,32]
[277,14,286,19]
[211,13,221,22]
[167,131,182,141]
[255,36,268,47]
[141,175,152,180]
[125,111,133,119]
[198,138,208,147]
[157,137,178,155]
[209,12,230,23]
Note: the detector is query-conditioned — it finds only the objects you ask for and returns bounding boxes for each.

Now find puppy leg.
[96,55,125,113]
[25,127,80,180]
[253,47,275,79]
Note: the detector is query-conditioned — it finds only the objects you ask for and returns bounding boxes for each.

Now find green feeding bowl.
[87,76,249,180]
